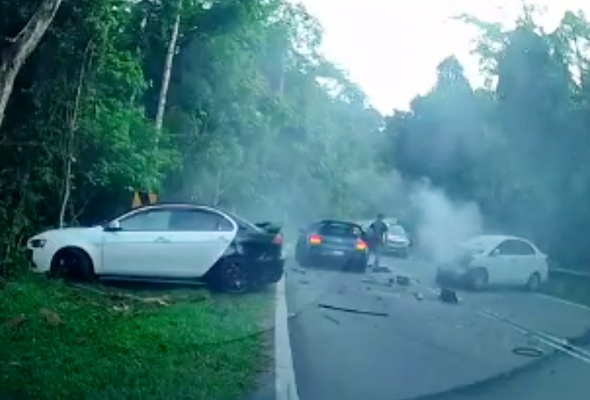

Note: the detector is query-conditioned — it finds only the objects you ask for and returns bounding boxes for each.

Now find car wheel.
[208,257,250,293]
[50,247,95,281]
[470,268,488,291]
[526,273,541,291]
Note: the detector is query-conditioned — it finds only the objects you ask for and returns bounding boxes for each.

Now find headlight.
[29,238,47,248]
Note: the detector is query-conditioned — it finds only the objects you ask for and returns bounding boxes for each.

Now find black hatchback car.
[294,219,369,272]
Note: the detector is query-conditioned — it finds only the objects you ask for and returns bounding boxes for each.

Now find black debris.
[439,288,459,304]
[396,275,411,286]
[372,266,391,273]
[317,303,388,317]
[567,328,590,347]
[322,313,341,325]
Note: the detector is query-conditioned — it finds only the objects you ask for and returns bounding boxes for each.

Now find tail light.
[356,239,368,251]
[309,234,322,245]
[272,233,283,245]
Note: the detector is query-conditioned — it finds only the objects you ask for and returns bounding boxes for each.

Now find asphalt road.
[285,255,590,400]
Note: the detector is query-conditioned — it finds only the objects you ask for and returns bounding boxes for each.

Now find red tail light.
[309,234,322,245]
[356,239,368,251]
[272,233,283,245]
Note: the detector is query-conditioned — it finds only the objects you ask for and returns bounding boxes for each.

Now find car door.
[166,207,237,277]
[489,239,534,284]
[101,207,174,276]
[487,240,518,284]
[508,240,538,283]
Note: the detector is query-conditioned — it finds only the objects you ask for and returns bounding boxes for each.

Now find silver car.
[359,219,411,258]
[384,223,411,257]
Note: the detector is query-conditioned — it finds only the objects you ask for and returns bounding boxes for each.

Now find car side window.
[512,240,535,255]
[168,209,234,232]
[118,209,172,231]
[497,240,535,256]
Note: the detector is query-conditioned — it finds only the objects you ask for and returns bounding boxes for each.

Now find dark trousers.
[370,243,383,268]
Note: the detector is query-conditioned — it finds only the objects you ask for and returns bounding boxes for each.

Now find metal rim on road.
[512,346,544,358]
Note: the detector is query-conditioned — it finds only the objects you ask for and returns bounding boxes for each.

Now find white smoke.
[410,181,483,263]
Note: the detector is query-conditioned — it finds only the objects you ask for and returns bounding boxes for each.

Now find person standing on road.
[368,213,388,269]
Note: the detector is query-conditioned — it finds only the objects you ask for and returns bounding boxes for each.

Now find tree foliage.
[385,9,590,268]
[0,0,385,272]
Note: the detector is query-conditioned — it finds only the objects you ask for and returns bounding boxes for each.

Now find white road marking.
[275,276,300,400]
[480,308,590,365]
[534,292,590,312]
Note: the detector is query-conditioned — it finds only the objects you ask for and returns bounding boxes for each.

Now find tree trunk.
[59,42,90,228]
[0,0,64,131]
[155,4,181,132]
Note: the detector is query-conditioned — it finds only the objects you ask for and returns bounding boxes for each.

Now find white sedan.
[435,235,549,291]
[26,203,285,292]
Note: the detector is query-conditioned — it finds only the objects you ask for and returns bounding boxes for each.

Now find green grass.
[0,275,273,400]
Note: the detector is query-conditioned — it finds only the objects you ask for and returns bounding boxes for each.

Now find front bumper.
[26,248,52,273]
[386,242,409,251]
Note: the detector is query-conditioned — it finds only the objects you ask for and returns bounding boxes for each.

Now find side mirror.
[104,220,121,232]
[490,248,500,257]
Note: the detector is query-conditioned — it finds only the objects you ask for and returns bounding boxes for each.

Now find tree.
[0,0,64,130]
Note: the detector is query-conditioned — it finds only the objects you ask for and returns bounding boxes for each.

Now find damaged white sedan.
[26,203,285,292]
[435,235,549,291]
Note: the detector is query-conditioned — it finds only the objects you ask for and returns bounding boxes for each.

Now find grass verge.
[0,275,273,400]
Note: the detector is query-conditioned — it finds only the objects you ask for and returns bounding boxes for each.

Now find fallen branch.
[68,283,170,306]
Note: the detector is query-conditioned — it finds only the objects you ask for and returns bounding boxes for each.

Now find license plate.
[332,250,345,256]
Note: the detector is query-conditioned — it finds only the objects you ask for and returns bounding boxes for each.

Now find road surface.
[284,255,590,400]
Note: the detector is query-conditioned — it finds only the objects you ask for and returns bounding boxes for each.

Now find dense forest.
[2,1,590,273]
[0,0,387,274]
[385,9,590,268]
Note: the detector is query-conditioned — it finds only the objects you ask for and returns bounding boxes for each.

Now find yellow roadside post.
[132,190,142,208]
[131,190,158,208]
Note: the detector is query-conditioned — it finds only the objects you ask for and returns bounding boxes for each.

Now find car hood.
[388,234,409,242]
[29,226,103,242]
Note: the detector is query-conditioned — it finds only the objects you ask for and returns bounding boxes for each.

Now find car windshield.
[319,223,361,237]
[388,224,406,236]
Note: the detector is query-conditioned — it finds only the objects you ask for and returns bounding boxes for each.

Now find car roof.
[120,203,234,219]
[316,219,362,228]
[128,202,217,211]
[462,235,533,248]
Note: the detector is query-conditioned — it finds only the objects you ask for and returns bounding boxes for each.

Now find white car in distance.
[435,235,549,291]
[26,203,285,292]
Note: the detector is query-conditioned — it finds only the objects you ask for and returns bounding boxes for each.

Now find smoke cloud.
[409,181,483,264]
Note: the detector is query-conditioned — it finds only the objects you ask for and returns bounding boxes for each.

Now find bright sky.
[296,0,590,114]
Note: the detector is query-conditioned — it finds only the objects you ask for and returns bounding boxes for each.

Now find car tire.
[469,268,488,291]
[207,257,250,293]
[526,272,541,292]
[50,247,95,281]
[355,260,367,273]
